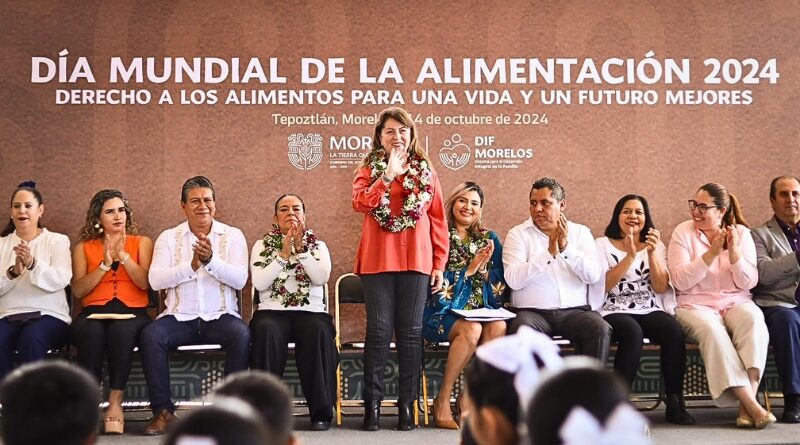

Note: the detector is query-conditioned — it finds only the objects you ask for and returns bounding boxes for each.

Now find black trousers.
[250,310,339,421]
[604,311,687,394]
[71,306,151,389]
[360,272,428,402]
[509,305,612,363]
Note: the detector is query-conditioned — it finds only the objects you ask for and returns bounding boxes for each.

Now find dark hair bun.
[18,180,36,189]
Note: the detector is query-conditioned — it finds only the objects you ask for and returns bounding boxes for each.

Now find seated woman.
[0,181,71,381]
[250,194,337,431]
[668,182,775,428]
[422,181,508,429]
[70,189,153,434]
[592,194,694,424]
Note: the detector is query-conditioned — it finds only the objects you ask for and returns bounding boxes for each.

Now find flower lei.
[253,227,320,308]
[447,227,490,271]
[368,150,433,232]
[447,228,491,309]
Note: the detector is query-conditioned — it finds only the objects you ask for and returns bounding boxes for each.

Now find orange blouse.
[352,166,449,275]
[82,235,148,308]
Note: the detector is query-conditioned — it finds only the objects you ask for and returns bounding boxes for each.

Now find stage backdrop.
[1,0,798,339]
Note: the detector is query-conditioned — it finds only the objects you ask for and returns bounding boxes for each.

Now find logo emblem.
[288,133,324,171]
[439,134,470,170]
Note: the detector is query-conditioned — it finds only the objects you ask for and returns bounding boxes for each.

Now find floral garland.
[368,150,433,232]
[447,228,491,309]
[253,227,320,308]
[446,227,490,271]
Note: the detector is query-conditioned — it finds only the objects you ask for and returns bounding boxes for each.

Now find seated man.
[0,360,100,445]
[503,177,610,361]
[752,175,800,423]
[141,175,251,435]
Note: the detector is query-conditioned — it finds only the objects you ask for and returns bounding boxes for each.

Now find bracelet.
[6,265,19,279]
[381,173,394,184]
[119,253,130,265]
[27,257,37,270]
[99,261,111,272]
[201,253,213,266]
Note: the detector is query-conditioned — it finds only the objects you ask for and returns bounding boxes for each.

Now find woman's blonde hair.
[444,181,485,237]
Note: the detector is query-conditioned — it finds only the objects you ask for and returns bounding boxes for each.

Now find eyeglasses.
[688,200,718,214]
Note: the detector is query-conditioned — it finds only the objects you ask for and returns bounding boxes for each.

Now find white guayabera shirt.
[149,220,248,321]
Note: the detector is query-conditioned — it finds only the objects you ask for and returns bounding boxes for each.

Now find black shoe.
[362,400,381,431]
[397,400,415,431]
[783,395,800,423]
[310,420,331,431]
[665,393,695,425]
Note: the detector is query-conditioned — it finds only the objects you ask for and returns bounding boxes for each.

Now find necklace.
[367,151,433,232]
[253,227,320,308]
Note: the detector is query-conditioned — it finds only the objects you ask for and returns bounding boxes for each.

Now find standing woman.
[352,107,449,431]
[70,189,153,434]
[250,194,337,431]
[422,181,508,429]
[592,194,694,424]
[668,183,774,428]
[0,181,71,380]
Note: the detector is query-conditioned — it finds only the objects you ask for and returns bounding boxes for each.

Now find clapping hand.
[467,243,493,276]
[623,227,637,258]
[645,228,660,253]
[709,227,727,256]
[557,213,569,251]
[293,221,306,253]
[107,229,127,262]
[385,146,409,179]
[11,240,30,275]
[191,233,213,270]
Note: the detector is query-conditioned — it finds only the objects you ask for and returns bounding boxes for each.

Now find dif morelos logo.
[439,134,471,170]
[288,133,324,170]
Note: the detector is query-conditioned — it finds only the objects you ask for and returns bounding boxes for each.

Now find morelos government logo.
[288,133,324,170]
[439,134,470,170]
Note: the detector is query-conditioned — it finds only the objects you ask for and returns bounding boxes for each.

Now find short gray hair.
[181,176,215,203]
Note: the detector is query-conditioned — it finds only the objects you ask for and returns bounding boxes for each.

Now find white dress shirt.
[250,239,331,313]
[149,220,248,321]
[503,217,602,309]
[0,229,72,323]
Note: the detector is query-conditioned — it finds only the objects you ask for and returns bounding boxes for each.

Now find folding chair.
[334,272,421,426]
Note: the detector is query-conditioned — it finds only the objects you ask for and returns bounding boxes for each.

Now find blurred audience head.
[527,365,649,445]
[0,360,100,445]
[213,370,295,445]
[464,326,564,445]
[162,398,270,445]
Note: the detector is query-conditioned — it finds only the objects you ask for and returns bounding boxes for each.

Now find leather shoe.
[310,420,331,431]
[735,415,754,428]
[783,395,800,423]
[664,394,695,425]
[754,412,777,429]
[397,400,415,431]
[144,409,177,435]
[432,400,458,430]
[362,400,381,431]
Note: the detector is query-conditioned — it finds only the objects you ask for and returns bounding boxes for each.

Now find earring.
[94,222,103,233]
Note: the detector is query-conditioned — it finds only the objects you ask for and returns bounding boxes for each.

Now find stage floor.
[78,405,800,445]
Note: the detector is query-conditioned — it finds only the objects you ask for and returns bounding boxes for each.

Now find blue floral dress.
[422,230,508,342]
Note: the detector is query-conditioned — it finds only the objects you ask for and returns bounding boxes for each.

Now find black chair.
[333,273,420,426]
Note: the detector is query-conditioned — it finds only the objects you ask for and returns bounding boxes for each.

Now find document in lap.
[451,307,516,320]
[86,313,137,320]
